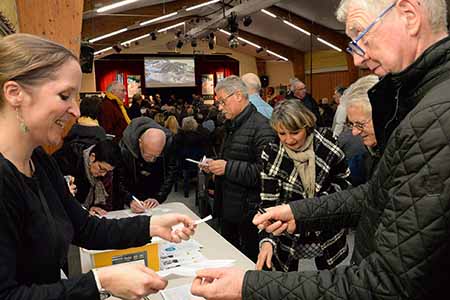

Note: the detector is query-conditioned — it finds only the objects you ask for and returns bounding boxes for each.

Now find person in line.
[119,116,177,212]
[286,78,323,126]
[241,73,273,119]
[63,140,133,216]
[98,81,131,142]
[257,99,351,272]
[0,33,196,300]
[332,85,347,137]
[53,95,107,175]
[191,0,450,299]
[345,75,381,183]
[200,76,276,262]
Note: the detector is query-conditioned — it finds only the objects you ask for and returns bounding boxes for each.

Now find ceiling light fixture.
[89,28,128,43]
[266,50,288,61]
[260,9,277,18]
[228,35,239,48]
[283,20,310,36]
[94,47,113,56]
[176,40,184,49]
[140,12,178,26]
[150,32,157,40]
[157,22,185,33]
[186,0,221,11]
[96,0,140,13]
[219,29,231,36]
[317,37,342,52]
[191,38,198,48]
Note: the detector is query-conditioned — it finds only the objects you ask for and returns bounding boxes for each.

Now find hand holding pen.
[253,204,297,236]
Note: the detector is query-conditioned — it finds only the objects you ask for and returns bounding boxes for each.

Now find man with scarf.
[98,81,131,142]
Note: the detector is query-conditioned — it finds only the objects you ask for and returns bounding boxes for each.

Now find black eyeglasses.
[345,119,370,131]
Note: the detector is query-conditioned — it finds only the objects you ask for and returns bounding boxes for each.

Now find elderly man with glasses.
[201,75,275,262]
[119,117,177,212]
[191,1,450,299]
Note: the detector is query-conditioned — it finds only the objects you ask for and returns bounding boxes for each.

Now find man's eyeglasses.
[345,119,370,131]
[216,91,236,106]
[346,1,396,57]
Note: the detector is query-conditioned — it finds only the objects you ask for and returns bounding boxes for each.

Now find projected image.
[144,57,195,88]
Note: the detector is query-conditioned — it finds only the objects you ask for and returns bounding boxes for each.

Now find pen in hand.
[132,195,146,210]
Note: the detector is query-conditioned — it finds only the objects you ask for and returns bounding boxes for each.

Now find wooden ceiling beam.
[82,0,206,40]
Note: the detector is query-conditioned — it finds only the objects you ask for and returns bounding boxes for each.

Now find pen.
[132,195,146,210]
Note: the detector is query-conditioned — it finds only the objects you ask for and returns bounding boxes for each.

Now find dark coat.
[287,93,323,126]
[119,117,177,203]
[0,148,151,300]
[243,36,450,300]
[215,104,276,221]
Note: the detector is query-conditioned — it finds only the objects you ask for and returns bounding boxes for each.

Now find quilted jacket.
[243,36,450,300]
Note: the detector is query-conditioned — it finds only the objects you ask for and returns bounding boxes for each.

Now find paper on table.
[160,284,204,300]
[157,259,235,278]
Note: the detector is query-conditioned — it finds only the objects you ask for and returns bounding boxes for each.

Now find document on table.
[160,284,204,300]
[157,259,235,278]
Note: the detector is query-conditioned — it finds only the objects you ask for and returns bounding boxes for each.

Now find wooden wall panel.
[305,71,352,103]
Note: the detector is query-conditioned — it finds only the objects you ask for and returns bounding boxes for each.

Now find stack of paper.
[160,284,204,300]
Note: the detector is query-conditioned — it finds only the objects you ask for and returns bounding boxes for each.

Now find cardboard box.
[83,243,159,271]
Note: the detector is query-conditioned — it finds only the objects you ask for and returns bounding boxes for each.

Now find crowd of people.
[1,0,449,299]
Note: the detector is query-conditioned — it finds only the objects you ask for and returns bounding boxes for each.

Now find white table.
[79,202,255,299]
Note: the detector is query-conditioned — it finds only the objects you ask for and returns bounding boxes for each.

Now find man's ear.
[2,81,25,107]
[397,0,421,36]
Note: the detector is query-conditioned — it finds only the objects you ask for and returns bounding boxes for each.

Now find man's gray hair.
[215,75,249,99]
[241,73,261,92]
[106,81,124,93]
[289,78,304,92]
[336,0,447,33]
[343,74,379,115]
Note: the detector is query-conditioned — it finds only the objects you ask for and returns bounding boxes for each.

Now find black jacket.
[215,104,276,221]
[119,117,177,203]
[243,36,450,300]
[0,148,151,300]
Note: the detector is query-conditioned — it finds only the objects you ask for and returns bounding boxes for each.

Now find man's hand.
[191,267,244,300]
[199,158,213,174]
[97,264,167,300]
[207,159,227,176]
[256,242,273,270]
[143,198,159,209]
[150,213,196,243]
[253,204,296,235]
[89,206,107,216]
[130,199,146,213]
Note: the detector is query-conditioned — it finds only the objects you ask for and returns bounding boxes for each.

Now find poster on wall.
[127,75,141,98]
[216,71,224,82]
[201,74,214,100]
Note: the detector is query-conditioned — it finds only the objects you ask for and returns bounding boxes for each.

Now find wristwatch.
[92,269,112,300]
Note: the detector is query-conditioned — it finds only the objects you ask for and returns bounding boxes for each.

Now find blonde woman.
[257,99,351,272]
[164,115,179,135]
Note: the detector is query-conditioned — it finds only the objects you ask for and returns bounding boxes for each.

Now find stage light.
[191,38,198,48]
[150,32,157,40]
[243,16,252,27]
[256,47,264,53]
[208,32,216,50]
[227,12,239,33]
[112,44,122,53]
[176,40,184,49]
[228,35,239,48]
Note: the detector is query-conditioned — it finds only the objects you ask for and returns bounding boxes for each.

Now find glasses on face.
[346,1,396,57]
[216,91,236,106]
[345,119,370,131]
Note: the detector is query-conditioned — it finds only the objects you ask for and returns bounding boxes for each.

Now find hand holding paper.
[150,213,196,243]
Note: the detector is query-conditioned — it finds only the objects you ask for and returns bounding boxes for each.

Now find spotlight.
[176,30,182,38]
[122,43,130,49]
[191,38,197,48]
[243,16,252,27]
[112,44,122,53]
[227,12,239,33]
[150,32,157,40]
[228,35,239,48]
[208,32,216,50]
[176,39,184,49]
[256,47,264,53]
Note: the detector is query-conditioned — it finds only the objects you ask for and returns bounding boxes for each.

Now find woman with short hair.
[257,99,351,272]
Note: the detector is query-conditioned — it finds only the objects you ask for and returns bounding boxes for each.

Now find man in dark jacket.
[119,117,177,212]
[286,79,323,126]
[201,75,276,262]
[191,1,450,299]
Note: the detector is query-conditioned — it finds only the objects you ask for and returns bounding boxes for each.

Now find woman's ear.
[2,81,24,107]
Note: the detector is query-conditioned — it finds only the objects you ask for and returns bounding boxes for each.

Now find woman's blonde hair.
[271,99,316,133]
[0,33,78,106]
[165,115,179,135]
